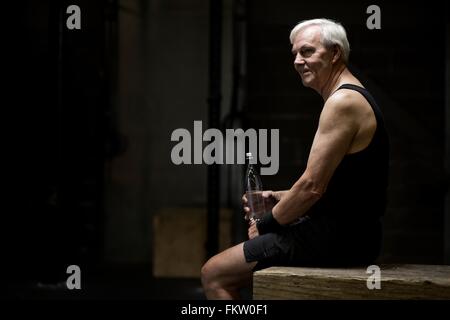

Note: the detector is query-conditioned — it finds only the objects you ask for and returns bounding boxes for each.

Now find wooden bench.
[253,264,450,299]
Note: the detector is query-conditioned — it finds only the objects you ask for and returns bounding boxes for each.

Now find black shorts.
[243,215,382,271]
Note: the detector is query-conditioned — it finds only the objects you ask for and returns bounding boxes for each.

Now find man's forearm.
[271,177,323,225]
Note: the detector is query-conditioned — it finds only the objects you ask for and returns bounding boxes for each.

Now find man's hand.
[262,190,286,211]
[242,190,287,220]
[248,218,259,239]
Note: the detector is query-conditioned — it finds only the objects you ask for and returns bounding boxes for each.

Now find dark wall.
[7,0,116,283]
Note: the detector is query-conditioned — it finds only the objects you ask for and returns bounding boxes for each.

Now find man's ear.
[332,44,341,64]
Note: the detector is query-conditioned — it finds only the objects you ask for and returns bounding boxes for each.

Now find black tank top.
[310,84,390,221]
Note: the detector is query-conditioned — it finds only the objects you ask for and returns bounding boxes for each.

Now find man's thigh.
[243,233,292,271]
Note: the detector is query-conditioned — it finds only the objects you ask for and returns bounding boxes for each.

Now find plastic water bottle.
[244,152,266,220]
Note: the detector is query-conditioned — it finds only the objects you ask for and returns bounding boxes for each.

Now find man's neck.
[320,64,348,101]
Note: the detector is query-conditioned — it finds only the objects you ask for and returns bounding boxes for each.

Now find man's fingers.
[262,190,272,198]
[248,222,259,239]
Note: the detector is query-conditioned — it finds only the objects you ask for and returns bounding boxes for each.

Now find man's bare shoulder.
[319,89,364,127]
[323,88,366,116]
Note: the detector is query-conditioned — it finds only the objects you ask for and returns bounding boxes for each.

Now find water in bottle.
[244,152,266,220]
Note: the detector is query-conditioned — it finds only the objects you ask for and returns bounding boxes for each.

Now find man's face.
[291,26,335,91]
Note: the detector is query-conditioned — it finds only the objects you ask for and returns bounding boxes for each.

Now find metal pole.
[444,18,450,264]
[206,0,222,258]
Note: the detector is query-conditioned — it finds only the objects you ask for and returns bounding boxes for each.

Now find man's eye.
[302,49,314,56]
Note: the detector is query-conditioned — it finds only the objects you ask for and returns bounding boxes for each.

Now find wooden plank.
[253,265,450,300]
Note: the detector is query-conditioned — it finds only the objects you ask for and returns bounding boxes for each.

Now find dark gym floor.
[5,264,208,300]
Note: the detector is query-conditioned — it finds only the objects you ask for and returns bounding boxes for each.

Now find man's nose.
[294,53,305,66]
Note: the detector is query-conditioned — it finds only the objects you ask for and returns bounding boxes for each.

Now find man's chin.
[301,78,311,87]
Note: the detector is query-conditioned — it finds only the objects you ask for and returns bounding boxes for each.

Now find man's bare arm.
[272,94,361,225]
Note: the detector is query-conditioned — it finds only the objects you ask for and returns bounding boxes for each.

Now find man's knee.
[201,257,216,285]
[202,255,227,285]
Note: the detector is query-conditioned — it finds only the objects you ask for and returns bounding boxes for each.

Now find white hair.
[289,18,350,64]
